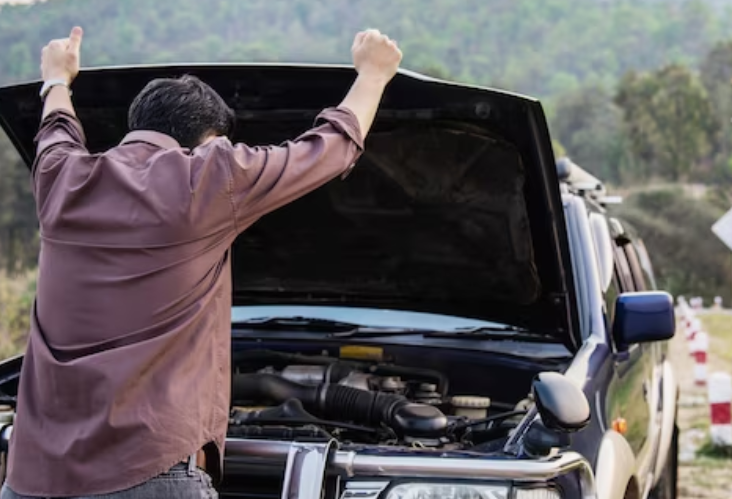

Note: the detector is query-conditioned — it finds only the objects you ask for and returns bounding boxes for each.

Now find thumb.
[352,31,366,51]
[68,26,83,53]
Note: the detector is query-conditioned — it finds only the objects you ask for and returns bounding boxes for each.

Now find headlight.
[385,483,510,499]
[513,488,561,499]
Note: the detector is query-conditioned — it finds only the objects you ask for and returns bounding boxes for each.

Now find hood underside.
[0,64,577,345]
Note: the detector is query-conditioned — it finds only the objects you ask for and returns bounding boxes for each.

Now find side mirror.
[532,372,590,433]
[613,291,675,346]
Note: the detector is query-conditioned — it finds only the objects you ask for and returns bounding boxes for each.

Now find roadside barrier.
[692,331,709,386]
[676,295,732,451]
[708,372,732,446]
[685,317,701,344]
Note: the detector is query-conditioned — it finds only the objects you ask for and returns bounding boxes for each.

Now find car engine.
[228,349,529,451]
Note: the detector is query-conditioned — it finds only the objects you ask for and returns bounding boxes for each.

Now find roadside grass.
[692,312,732,463]
[687,412,710,431]
[698,313,732,365]
[696,439,732,459]
[0,268,35,359]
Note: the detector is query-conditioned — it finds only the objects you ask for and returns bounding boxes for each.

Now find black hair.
[127,75,235,149]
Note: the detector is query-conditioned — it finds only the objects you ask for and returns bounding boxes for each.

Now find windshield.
[230,305,507,332]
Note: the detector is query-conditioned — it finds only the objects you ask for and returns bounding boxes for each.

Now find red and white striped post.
[692,331,709,386]
[708,372,732,446]
[686,319,703,358]
[685,317,701,342]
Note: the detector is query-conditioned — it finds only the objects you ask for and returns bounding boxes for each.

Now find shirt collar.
[120,130,182,150]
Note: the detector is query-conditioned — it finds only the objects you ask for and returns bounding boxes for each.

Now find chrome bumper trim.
[280,440,335,499]
[225,438,596,487]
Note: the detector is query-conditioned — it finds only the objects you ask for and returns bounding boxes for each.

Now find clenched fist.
[351,29,403,85]
[41,26,83,84]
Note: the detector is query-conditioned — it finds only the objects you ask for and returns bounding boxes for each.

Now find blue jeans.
[0,457,218,499]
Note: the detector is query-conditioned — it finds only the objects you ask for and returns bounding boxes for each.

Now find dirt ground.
[672,310,732,499]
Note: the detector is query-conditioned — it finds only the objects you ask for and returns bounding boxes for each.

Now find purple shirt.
[6,106,363,496]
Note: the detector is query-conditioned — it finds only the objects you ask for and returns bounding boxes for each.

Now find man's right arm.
[338,29,401,137]
[222,29,402,231]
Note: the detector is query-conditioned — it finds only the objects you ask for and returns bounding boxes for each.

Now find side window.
[613,245,636,293]
[633,240,657,290]
[607,245,636,352]
[623,242,647,291]
[604,272,621,327]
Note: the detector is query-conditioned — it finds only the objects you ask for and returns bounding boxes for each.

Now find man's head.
[128,75,235,149]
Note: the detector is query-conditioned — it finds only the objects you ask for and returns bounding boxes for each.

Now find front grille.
[218,455,339,499]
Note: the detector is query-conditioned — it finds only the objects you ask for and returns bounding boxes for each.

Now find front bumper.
[222,438,597,499]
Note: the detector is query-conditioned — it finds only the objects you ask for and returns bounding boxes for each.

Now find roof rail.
[556,157,621,206]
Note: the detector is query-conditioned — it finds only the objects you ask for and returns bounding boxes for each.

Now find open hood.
[0,64,578,347]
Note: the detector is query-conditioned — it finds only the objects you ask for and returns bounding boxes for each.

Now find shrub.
[611,187,732,303]
[0,268,36,358]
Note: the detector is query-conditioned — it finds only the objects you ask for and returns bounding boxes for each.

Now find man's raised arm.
[33,26,88,191]
[41,26,83,119]
[339,29,402,138]
[223,29,403,230]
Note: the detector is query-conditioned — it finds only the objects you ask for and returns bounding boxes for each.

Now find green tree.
[615,65,714,181]
[0,131,38,273]
[700,41,732,179]
[415,63,452,80]
[550,85,626,184]
[614,187,732,304]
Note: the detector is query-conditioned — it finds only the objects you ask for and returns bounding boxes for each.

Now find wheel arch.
[595,430,638,499]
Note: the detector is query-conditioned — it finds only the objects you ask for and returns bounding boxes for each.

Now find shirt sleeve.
[221,106,364,232]
[31,109,89,195]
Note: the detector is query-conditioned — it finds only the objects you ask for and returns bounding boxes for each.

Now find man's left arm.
[33,27,87,190]
[42,84,76,120]
[40,26,83,119]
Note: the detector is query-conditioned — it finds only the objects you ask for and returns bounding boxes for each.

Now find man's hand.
[337,29,402,139]
[40,26,83,118]
[351,29,403,86]
[41,26,83,84]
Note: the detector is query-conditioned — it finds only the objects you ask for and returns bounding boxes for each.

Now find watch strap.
[40,79,72,100]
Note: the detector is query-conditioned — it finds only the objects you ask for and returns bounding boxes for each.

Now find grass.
[696,439,732,460]
[698,313,732,365]
[0,267,36,359]
[688,412,711,431]
[691,311,732,464]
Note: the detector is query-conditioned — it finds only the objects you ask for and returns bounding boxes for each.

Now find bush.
[611,187,732,303]
[0,268,36,359]
[697,438,732,460]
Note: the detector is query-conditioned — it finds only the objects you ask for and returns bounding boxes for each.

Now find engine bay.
[228,347,538,453]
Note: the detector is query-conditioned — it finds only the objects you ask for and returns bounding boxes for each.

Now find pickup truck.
[0,64,678,499]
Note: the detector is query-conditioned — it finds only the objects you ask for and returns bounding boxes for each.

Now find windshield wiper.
[232,316,424,335]
[232,317,558,342]
[329,324,558,341]
[232,316,363,332]
[422,325,559,342]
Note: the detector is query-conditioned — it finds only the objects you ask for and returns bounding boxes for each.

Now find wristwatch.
[39,78,72,100]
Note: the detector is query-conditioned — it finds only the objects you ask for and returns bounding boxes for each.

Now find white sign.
[712,207,732,252]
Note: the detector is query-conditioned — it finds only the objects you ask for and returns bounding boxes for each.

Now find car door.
[605,232,655,494]
[623,236,667,484]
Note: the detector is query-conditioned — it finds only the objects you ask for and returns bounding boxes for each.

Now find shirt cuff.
[314,106,365,150]
[314,106,365,179]
[34,109,87,147]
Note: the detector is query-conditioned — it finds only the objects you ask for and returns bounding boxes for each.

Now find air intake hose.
[232,373,447,438]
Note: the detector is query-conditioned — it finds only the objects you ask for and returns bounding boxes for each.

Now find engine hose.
[232,373,448,438]
[233,373,320,407]
[232,349,448,395]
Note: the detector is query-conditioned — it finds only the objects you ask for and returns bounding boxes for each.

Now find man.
[1,26,402,498]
